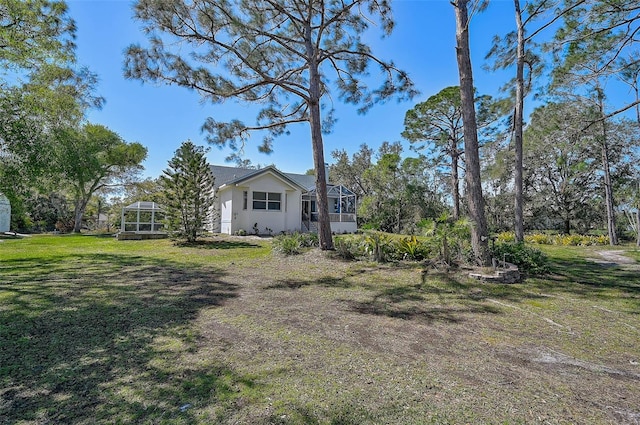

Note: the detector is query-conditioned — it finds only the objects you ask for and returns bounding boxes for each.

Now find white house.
[210,165,357,235]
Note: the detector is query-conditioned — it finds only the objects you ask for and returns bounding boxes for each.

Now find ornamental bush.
[491,242,549,275]
[523,233,609,246]
[272,232,319,256]
[272,233,302,255]
[495,231,516,243]
[525,233,554,245]
[395,235,431,261]
[334,237,365,260]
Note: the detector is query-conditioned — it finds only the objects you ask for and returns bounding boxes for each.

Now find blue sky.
[67,0,522,179]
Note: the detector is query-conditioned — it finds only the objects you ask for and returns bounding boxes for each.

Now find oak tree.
[55,124,147,233]
[1,0,104,227]
[329,143,374,199]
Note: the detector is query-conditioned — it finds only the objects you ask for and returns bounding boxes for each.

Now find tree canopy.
[0,0,76,75]
[55,123,147,233]
[402,86,498,220]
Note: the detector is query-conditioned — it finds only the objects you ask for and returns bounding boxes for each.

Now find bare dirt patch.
[187,249,640,424]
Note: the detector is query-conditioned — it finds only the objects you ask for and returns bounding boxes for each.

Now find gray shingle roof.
[284,172,316,190]
[210,165,261,189]
[210,165,319,191]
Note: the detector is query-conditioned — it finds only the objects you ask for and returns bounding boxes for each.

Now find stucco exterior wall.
[218,189,233,234]
[242,174,299,234]
[215,173,303,235]
[213,168,357,235]
[286,190,302,233]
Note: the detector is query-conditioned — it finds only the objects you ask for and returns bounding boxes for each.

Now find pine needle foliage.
[161,141,216,242]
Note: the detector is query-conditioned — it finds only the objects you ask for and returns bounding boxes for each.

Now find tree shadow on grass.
[545,257,640,295]
[346,280,503,324]
[264,276,353,290]
[422,260,640,307]
[0,252,253,424]
[176,239,263,250]
[263,267,507,323]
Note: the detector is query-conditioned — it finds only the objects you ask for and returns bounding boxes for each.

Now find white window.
[243,191,248,210]
[253,192,281,211]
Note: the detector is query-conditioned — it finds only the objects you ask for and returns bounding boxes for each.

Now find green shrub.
[591,235,610,245]
[491,242,549,275]
[419,215,472,266]
[272,233,302,255]
[272,232,319,256]
[525,233,553,245]
[334,237,364,260]
[395,236,429,261]
[296,232,318,248]
[575,234,609,246]
[363,231,394,262]
[525,232,609,246]
[496,231,516,243]
[560,234,584,246]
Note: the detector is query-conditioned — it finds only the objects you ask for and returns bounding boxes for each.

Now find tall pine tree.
[161,141,216,242]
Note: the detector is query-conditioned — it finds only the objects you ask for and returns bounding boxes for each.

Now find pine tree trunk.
[598,90,617,245]
[452,144,460,221]
[306,24,333,250]
[453,0,491,266]
[513,0,525,243]
[602,140,617,245]
[633,88,640,247]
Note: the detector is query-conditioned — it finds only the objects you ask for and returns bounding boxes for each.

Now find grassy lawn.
[1,235,639,424]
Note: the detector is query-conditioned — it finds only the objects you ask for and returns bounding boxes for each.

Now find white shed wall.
[0,193,9,233]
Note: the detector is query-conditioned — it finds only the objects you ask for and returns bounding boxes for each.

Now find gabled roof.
[210,165,259,189]
[210,165,310,191]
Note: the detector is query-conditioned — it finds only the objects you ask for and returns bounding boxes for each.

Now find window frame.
[252,191,281,211]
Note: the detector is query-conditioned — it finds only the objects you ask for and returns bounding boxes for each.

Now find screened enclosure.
[302,185,357,223]
[120,201,165,233]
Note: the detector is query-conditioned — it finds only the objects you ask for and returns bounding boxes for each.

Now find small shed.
[0,193,10,233]
[118,201,167,240]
